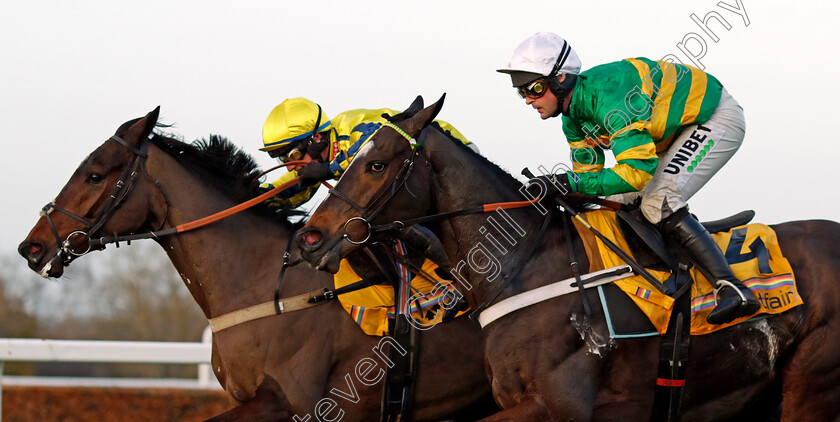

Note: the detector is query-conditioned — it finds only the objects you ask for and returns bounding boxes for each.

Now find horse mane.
[427,122,526,194]
[382,106,525,193]
[426,122,597,210]
[147,130,304,223]
[388,106,595,210]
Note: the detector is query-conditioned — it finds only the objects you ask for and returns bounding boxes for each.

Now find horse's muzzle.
[296,227,347,274]
[18,239,65,278]
[18,239,45,267]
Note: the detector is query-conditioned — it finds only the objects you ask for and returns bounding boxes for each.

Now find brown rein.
[175,163,306,233]
[89,160,311,247]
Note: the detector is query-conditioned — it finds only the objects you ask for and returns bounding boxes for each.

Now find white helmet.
[497,32,582,87]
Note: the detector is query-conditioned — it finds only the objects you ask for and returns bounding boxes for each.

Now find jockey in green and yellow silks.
[259,97,476,208]
[498,32,759,325]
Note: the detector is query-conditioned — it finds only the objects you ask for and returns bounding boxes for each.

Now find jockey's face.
[525,82,559,120]
[522,74,572,119]
[286,132,330,171]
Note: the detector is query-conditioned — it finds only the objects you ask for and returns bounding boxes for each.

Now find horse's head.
[19,107,167,278]
[296,95,445,273]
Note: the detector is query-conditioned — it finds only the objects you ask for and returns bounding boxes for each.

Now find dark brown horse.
[295,96,840,421]
[18,108,497,421]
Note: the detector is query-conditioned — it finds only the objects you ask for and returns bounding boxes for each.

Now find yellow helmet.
[260,97,332,152]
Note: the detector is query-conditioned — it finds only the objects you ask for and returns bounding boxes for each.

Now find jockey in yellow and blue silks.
[259,97,477,208]
[498,32,759,325]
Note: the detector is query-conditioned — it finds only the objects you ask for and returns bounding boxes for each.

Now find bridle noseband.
[41,134,154,266]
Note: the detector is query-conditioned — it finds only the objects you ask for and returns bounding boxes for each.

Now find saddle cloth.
[333,259,462,336]
[572,210,803,336]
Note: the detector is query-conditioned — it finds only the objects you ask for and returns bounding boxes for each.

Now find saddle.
[567,204,801,421]
[587,207,753,337]
[615,207,755,277]
[570,205,802,336]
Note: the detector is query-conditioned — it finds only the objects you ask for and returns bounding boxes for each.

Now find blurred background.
[1,0,837,378]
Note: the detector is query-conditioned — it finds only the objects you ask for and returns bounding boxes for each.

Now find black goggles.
[268,142,306,162]
[516,79,547,99]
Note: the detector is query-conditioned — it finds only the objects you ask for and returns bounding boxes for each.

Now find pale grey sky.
[3,0,839,265]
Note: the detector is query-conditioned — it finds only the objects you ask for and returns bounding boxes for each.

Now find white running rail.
[0,326,217,420]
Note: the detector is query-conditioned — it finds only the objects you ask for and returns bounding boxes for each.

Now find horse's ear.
[401,93,445,137]
[120,106,160,146]
[383,95,425,122]
[405,95,424,115]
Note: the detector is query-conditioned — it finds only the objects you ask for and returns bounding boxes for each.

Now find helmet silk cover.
[261,97,332,152]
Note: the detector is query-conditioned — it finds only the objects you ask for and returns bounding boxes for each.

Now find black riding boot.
[660,208,760,324]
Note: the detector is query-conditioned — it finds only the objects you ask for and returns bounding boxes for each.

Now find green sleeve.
[563,61,659,196]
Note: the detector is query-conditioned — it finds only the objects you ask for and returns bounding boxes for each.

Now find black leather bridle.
[40,135,153,266]
[327,121,424,245]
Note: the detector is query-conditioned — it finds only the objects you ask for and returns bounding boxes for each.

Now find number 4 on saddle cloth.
[573,209,803,337]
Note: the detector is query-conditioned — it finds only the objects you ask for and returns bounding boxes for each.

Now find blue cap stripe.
[263,120,332,148]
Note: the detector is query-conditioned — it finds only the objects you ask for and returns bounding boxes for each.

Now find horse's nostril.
[28,243,42,256]
[303,230,322,245]
[18,240,43,261]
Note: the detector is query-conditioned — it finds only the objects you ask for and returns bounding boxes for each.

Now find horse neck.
[423,133,579,306]
[144,145,301,318]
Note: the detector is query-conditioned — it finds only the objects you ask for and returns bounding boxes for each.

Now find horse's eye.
[86,173,104,184]
[370,161,386,173]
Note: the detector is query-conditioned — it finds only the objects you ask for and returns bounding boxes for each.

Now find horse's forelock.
[342,125,408,175]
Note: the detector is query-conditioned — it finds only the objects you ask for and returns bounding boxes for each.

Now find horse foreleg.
[204,376,293,422]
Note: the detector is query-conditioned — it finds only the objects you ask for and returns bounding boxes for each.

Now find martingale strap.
[562,209,592,316]
[274,228,298,314]
[381,240,420,422]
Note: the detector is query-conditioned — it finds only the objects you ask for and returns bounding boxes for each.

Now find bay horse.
[17,108,497,421]
[295,96,840,421]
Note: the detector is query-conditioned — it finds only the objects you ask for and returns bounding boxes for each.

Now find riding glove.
[298,162,335,187]
[529,173,575,199]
